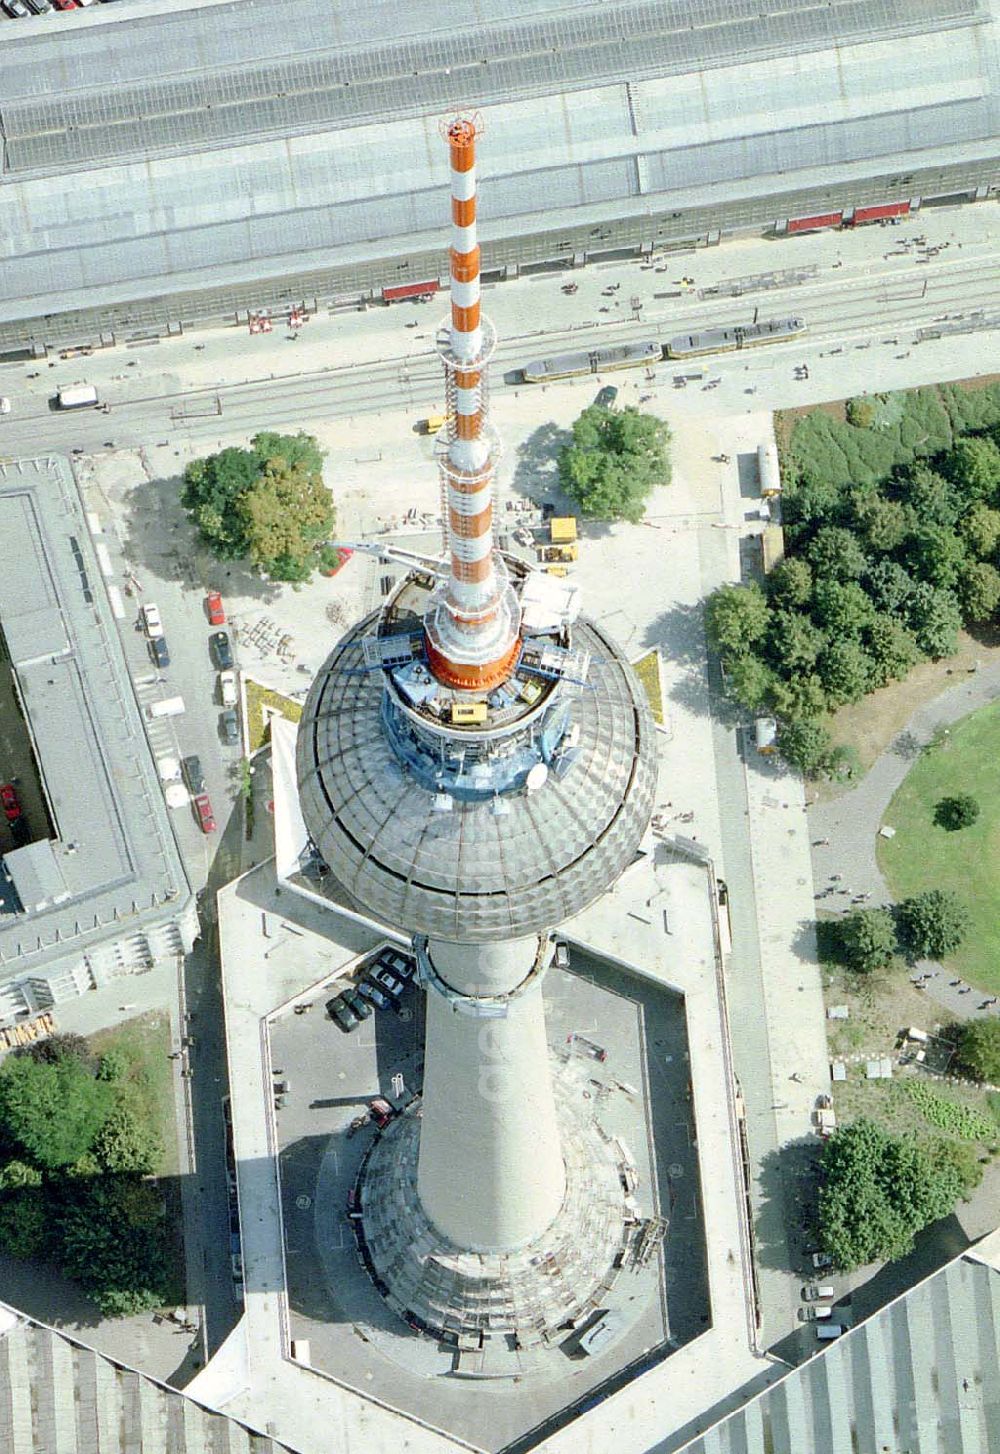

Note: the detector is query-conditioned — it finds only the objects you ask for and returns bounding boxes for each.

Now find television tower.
[297,116,656,1349]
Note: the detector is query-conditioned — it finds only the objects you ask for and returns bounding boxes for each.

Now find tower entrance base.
[352,1083,635,1356]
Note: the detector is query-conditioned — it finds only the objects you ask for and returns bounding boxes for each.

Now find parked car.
[357,980,392,1011]
[376,947,415,980]
[370,966,404,998]
[220,708,240,746]
[1,2,31,17]
[205,590,226,625]
[149,636,170,669]
[218,670,238,707]
[802,1283,835,1302]
[211,631,233,669]
[798,1305,832,1322]
[140,601,164,639]
[0,784,22,823]
[53,0,82,8]
[24,0,52,11]
[369,1097,394,1129]
[0,398,10,414]
[811,1251,834,1270]
[181,755,205,794]
[192,794,216,834]
[340,987,372,1020]
[595,385,618,408]
[325,995,359,1033]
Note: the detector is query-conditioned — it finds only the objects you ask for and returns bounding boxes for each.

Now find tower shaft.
[416,937,566,1251]
[424,117,520,691]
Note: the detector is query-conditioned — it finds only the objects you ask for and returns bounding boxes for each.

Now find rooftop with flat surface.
[0,457,191,1000]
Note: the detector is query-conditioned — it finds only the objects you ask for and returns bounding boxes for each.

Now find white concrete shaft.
[416,937,567,1251]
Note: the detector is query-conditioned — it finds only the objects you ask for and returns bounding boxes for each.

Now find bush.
[0,1188,48,1260]
[933,794,980,831]
[92,1100,162,1175]
[96,1050,129,1083]
[902,1080,996,1140]
[897,889,969,959]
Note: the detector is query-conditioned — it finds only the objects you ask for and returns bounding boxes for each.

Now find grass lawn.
[631,648,665,726]
[878,699,1000,993]
[87,1010,186,1305]
[244,678,303,754]
[88,1010,177,1177]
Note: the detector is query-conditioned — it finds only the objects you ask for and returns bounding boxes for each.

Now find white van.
[817,1323,846,1340]
[56,384,99,410]
[578,1311,622,1356]
[146,696,186,720]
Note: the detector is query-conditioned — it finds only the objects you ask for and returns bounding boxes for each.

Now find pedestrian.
[831,873,842,882]
[959,986,971,995]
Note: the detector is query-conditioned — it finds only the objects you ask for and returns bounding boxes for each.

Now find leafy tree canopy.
[837,907,897,974]
[775,717,835,776]
[92,1100,162,1176]
[816,637,872,707]
[806,525,869,582]
[865,558,915,616]
[0,1057,112,1170]
[704,582,770,657]
[947,434,1000,505]
[956,560,1000,623]
[954,1017,1000,1083]
[958,501,1000,560]
[897,888,969,959]
[812,578,876,637]
[901,466,963,529]
[818,1118,964,1269]
[722,653,776,713]
[182,431,333,581]
[852,494,912,556]
[766,555,813,610]
[933,794,980,832]
[557,406,671,522]
[766,610,826,674]
[237,456,335,583]
[904,524,967,590]
[906,583,962,659]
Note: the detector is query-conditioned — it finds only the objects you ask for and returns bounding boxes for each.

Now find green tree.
[906,583,962,658]
[958,500,1000,559]
[250,430,325,475]
[0,1158,42,1190]
[0,1057,112,1170]
[933,794,980,831]
[181,446,260,560]
[237,456,335,583]
[837,907,897,973]
[866,558,915,616]
[816,638,872,706]
[818,1119,965,1269]
[704,583,770,657]
[806,526,868,581]
[59,1177,169,1317]
[766,610,826,673]
[812,578,876,637]
[722,653,776,713]
[845,397,876,428]
[767,555,813,610]
[92,1100,162,1175]
[96,1050,129,1083]
[557,406,671,522]
[781,473,844,540]
[955,560,1000,623]
[902,466,962,528]
[775,718,835,776]
[897,889,969,959]
[905,524,967,589]
[948,435,1000,504]
[953,1017,1000,1083]
[0,1188,48,1260]
[852,494,912,555]
[864,617,922,687]
[23,1032,96,1072]
[769,673,828,723]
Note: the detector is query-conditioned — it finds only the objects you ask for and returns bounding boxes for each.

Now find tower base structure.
[354,1080,633,1350]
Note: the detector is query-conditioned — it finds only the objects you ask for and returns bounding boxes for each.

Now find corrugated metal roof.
[673,1251,1000,1454]
[0,1306,300,1454]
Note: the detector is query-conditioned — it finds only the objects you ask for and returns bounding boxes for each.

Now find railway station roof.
[0,0,996,319]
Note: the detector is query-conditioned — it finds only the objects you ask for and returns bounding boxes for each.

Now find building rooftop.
[673,1234,1000,1454]
[0,0,995,324]
[0,458,191,1000]
[0,1300,299,1454]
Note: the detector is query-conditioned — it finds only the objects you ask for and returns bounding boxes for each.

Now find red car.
[205,591,226,626]
[1,785,21,823]
[53,0,82,9]
[193,794,216,834]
